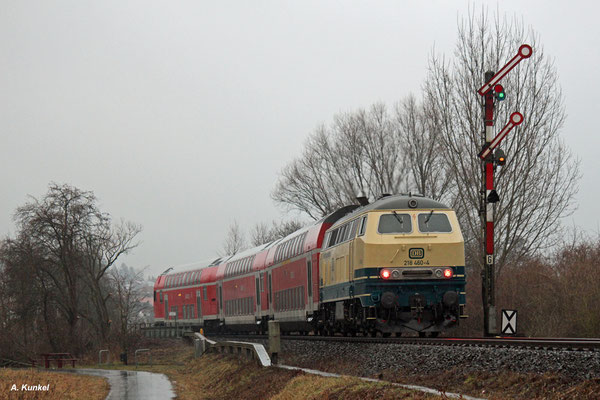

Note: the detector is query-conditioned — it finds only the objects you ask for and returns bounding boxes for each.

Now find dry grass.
[80,339,438,399]
[0,368,109,400]
[381,368,600,400]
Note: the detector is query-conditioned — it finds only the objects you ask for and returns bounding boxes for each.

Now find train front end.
[353,196,466,336]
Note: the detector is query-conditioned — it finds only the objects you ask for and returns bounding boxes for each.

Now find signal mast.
[476,44,532,336]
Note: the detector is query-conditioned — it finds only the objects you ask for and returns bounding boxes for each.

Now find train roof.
[332,194,450,227]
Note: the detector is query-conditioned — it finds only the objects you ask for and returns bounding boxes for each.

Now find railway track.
[212,334,600,351]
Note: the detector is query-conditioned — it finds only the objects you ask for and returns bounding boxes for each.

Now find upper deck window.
[378,213,412,234]
[418,213,452,233]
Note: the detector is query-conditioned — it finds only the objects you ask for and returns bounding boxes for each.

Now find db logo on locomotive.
[409,248,425,259]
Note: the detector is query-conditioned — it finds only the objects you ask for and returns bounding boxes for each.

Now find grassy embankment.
[79,340,438,399]
[87,339,600,400]
[0,368,109,400]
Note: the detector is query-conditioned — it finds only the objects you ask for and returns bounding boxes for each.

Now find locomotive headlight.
[435,269,443,278]
[380,269,391,279]
[443,268,453,278]
[391,270,400,279]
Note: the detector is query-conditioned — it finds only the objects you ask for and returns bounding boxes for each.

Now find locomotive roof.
[333,194,450,226]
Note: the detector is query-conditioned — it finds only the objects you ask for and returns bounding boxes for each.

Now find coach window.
[284,240,291,259]
[203,286,207,301]
[259,272,265,292]
[295,235,301,255]
[418,213,452,233]
[358,216,368,236]
[378,213,412,234]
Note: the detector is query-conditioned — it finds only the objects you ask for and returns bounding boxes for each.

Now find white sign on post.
[501,309,517,335]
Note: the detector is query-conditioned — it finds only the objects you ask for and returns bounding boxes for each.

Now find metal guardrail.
[98,349,110,365]
[190,332,271,367]
[134,349,152,367]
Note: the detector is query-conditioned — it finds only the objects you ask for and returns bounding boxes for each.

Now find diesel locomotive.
[153,194,467,337]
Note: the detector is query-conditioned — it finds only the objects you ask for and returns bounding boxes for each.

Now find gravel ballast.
[213,336,600,381]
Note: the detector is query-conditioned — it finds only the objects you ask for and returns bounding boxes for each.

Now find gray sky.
[2,1,598,277]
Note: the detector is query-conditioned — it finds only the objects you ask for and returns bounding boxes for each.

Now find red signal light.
[380,269,391,279]
[443,268,453,278]
[494,84,504,93]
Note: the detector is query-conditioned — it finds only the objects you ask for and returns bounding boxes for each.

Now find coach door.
[306,260,313,309]
[164,294,169,320]
[196,290,202,321]
[217,283,223,320]
[268,271,273,313]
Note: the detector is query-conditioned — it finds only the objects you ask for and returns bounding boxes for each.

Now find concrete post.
[268,320,280,364]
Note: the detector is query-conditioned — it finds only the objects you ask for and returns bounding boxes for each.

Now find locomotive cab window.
[418,212,452,233]
[358,216,368,236]
[378,213,412,234]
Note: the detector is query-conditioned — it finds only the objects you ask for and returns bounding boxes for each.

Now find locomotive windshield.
[418,213,452,233]
[378,213,412,233]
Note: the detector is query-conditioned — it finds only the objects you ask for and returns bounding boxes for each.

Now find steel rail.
[211,334,600,351]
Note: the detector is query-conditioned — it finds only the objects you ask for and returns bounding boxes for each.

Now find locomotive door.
[348,241,355,298]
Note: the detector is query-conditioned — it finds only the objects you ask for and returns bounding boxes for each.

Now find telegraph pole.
[476,44,532,337]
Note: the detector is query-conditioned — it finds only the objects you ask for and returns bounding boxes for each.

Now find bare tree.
[108,264,147,351]
[10,183,141,354]
[423,8,580,275]
[396,95,452,200]
[220,220,247,256]
[250,219,306,246]
[273,104,424,219]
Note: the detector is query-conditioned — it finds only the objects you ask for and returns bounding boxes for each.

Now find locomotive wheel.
[382,332,391,338]
[429,332,439,338]
[418,332,426,338]
[370,330,377,338]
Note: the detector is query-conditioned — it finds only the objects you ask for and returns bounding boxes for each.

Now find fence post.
[98,350,110,365]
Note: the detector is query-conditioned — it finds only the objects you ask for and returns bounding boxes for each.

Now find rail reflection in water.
[65,368,174,400]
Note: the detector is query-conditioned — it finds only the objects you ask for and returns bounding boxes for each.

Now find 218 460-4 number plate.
[404,259,430,266]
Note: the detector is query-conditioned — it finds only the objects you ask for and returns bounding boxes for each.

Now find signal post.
[476,44,532,336]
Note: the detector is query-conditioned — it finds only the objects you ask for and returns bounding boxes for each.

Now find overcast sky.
[1,1,598,277]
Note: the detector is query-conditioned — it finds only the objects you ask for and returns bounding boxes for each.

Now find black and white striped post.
[476,44,531,336]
